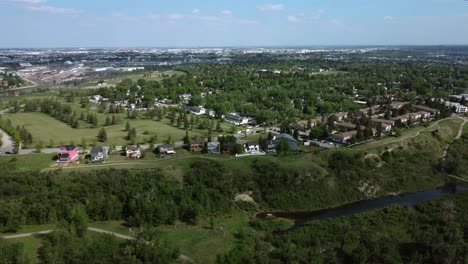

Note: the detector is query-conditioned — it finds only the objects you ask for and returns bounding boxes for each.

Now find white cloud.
[384,15,393,21]
[1,0,46,3]
[220,10,232,16]
[167,13,185,20]
[257,4,284,12]
[287,15,300,23]
[239,19,258,25]
[25,5,81,14]
[192,8,200,14]
[1,0,82,14]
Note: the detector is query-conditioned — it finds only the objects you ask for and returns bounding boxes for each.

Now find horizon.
[0,0,467,48]
[2,44,468,50]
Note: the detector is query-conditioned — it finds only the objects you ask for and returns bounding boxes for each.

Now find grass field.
[76,70,186,88]
[0,153,55,170]
[9,235,43,263]
[3,111,232,147]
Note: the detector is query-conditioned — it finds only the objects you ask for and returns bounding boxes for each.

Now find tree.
[68,206,89,237]
[278,138,290,155]
[216,120,223,132]
[105,116,111,126]
[111,115,116,125]
[376,122,383,138]
[97,128,107,142]
[125,121,131,131]
[35,141,44,153]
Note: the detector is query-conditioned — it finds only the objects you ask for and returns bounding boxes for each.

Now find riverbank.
[256,183,468,232]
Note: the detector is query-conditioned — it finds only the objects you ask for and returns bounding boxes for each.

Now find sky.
[0,0,467,48]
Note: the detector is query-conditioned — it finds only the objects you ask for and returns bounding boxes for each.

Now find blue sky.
[0,0,467,47]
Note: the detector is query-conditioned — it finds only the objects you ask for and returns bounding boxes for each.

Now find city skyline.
[0,0,467,47]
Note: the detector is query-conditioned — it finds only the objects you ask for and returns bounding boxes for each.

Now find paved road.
[0,230,52,239]
[88,227,135,240]
[0,128,15,153]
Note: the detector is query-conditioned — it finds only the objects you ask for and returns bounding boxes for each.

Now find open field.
[76,70,186,88]
[0,153,55,170]
[3,111,231,147]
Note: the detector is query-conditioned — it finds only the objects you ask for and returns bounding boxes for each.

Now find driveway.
[0,128,15,153]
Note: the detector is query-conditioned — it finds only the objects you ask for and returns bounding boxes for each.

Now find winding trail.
[353,117,451,151]
[442,116,467,160]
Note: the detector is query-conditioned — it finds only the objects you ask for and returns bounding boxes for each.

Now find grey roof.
[90,146,105,155]
[275,133,297,142]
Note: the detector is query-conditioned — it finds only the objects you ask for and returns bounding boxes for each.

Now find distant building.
[157,144,176,155]
[126,145,141,159]
[243,140,261,154]
[225,112,249,125]
[189,138,205,152]
[90,146,108,162]
[445,102,468,114]
[207,142,220,154]
[268,133,298,152]
[332,131,357,143]
[57,145,78,163]
[336,122,357,132]
[414,105,439,116]
[183,105,206,115]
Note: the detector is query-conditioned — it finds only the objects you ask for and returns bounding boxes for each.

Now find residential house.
[292,117,322,131]
[370,120,393,132]
[222,142,237,154]
[183,105,206,115]
[390,115,408,124]
[243,140,261,154]
[387,101,409,110]
[445,102,468,114]
[415,105,439,116]
[225,112,249,126]
[207,142,220,154]
[336,122,357,132]
[90,146,108,162]
[372,118,396,127]
[158,144,176,155]
[332,130,357,143]
[334,112,348,122]
[126,145,141,159]
[268,133,298,152]
[189,138,205,152]
[57,145,78,163]
[416,111,432,119]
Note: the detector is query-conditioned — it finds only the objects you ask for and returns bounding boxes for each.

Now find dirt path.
[0,128,15,153]
[442,116,467,160]
[353,118,448,151]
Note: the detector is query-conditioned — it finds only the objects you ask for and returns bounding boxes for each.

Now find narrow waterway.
[257,184,468,233]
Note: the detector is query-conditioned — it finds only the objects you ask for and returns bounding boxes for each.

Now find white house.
[244,141,261,153]
[446,102,468,114]
[225,112,249,125]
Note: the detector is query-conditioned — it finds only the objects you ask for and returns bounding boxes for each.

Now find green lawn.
[76,70,186,87]
[156,213,251,264]
[0,153,55,170]
[4,112,231,147]
[9,235,43,263]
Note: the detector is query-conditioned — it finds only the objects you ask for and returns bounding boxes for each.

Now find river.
[257,184,468,233]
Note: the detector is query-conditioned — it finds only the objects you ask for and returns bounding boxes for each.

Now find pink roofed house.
[57,145,78,163]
